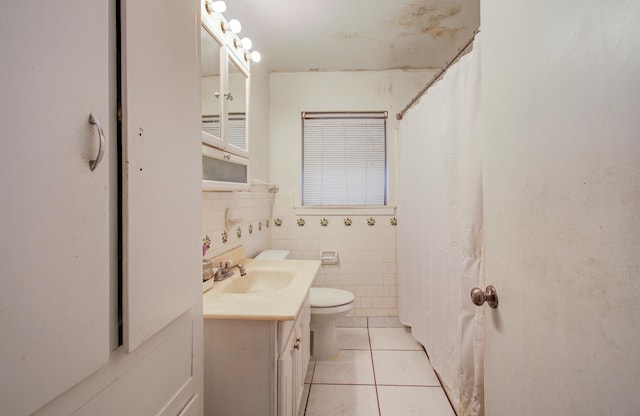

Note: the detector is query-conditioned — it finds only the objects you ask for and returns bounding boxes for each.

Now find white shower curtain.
[397,35,484,416]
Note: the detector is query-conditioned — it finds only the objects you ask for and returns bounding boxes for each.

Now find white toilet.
[309,287,354,360]
[255,250,355,360]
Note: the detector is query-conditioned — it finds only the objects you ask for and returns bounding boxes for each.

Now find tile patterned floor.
[299,321,456,416]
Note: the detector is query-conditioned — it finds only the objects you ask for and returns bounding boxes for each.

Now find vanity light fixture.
[221,18,242,34]
[205,0,227,13]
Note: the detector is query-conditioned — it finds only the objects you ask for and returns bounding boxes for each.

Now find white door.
[0,2,112,415]
[481,0,640,414]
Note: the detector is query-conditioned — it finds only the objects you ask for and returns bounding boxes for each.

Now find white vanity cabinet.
[204,295,311,416]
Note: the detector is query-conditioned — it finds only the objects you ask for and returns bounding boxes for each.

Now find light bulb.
[250,51,261,63]
[206,1,226,13]
[228,19,242,34]
[240,37,252,50]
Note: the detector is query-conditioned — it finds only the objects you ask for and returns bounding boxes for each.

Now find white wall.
[249,63,271,182]
[271,193,399,317]
[270,70,434,205]
[269,70,435,317]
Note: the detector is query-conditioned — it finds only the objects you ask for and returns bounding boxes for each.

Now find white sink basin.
[203,258,320,320]
[221,269,294,294]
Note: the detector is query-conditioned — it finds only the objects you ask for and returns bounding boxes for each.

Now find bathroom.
[202,0,640,413]
[2,0,640,416]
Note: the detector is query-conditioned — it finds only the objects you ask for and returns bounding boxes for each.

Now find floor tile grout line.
[376,383,446,387]
[300,361,316,416]
[308,382,377,386]
[367,322,383,416]
[370,348,424,351]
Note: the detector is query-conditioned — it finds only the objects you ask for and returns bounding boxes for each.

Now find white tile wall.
[271,193,398,317]
[201,191,274,259]
[202,191,399,317]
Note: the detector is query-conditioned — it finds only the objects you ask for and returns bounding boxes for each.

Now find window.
[302,111,387,206]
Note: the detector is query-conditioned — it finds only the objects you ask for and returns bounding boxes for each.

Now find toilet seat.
[310,287,354,308]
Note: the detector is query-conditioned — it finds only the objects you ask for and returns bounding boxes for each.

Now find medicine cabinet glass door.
[201,25,223,149]
[225,54,249,157]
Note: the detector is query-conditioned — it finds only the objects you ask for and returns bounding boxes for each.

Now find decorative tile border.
[236,227,242,239]
[221,230,228,243]
[248,224,253,234]
[264,215,398,228]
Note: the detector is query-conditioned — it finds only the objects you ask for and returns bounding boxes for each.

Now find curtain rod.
[396,29,480,121]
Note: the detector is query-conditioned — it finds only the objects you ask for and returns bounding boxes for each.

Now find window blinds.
[302,112,387,206]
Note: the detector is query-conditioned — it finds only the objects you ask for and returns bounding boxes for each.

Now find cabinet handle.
[88,113,106,171]
[223,92,233,101]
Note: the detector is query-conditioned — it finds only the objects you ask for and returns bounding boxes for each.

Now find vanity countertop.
[202,258,320,320]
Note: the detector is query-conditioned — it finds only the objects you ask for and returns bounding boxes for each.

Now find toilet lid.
[310,287,354,308]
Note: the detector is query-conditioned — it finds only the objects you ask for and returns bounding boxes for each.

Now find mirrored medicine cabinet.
[200,6,251,190]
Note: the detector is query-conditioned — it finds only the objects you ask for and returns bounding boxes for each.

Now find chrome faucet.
[214,261,247,281]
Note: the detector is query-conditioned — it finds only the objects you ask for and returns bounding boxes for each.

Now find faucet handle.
[224,260,232,268]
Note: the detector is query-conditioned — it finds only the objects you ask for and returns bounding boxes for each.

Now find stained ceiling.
[223,0,480,72]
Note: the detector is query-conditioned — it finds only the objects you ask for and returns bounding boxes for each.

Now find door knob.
[470,285,498,308]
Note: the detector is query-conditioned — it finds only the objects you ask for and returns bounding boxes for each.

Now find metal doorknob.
[470,285,498,308]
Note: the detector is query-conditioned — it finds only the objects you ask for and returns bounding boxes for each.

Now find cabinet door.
[201,25,224,149]
[278,332,296,416]
[300,301,311,380]
[0,2,111,415]
[224,54,249,158]
[121,0,201,352]
[292,322,305,415]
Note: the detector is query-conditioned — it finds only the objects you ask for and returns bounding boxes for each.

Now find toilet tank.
[254,250,291,260]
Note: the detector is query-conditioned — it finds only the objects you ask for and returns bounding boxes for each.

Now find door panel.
[481,0,640,414]
[121,0,201,352]
[0,2,111,414]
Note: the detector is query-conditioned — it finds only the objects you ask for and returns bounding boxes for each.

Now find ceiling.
[223,0,480,73]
